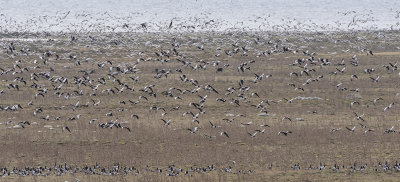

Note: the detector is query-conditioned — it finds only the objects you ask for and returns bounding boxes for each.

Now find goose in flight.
[231,99,240,106]
[350,74,358,81]
[131,114,139,119]
[364,129,374,134]
[255,129,265,133]
[260,124,270,127]
[247,132,257,137]
[183,111,194,117]
[18,121,30,128]
[283,98,294,103]
[209,121,221,128]
[238,80,244,88]
[350,101,360,108]
[384,126,396,133]
[383,102,394,112]
[122,126,131,132]
[241,121,252,126]
[170,106,180,111]
[353,112,365,121]
[204,134,216,139]
[89,119,97,124]
[282,116,292,122]
[358,123,367,128]
[369,75,380,82]
[289,72,298,77]
[161,119,171,126]
[188,127,200,133]
[19,121,30,125]
[388,62,398,70]
[278,131,292,136]
[192,113,200,119]
[345,126,356,132]
[251,92,260,98]
[373,97,383,105]
[336,67,346,73]
[216,98,226,102]
[303,78,312,85]
[41,115,50,121]
[192,119,200,124]
[92,99,101,106]
[138,95,148,101]
[336,58,346,66]
[62,126,71,133]
[350,88,359,92]
[220,131,229,138]
[222,118,233,123]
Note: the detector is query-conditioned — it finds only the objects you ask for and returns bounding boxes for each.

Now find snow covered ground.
[0,0,399,32]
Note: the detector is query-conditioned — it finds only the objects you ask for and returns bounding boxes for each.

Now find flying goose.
[353,112,365,121]
[131,114,139,119]
[369,75,380,82]
[278,131,292,136]
[383,103,394,112]
[282,116,292,122]
[373,98,383,105]
[350,101,360,108]
[209,121,221,128]
[241,121,252,126]
[41,115,50,121]
[255,129,265,133]
[251,92,260,97]
[384,126,396,133]
[216,98,226,102]
[247,132,257,137]
[345,126,356,132]
[182,111,194,117]
[260,124,270,127]
[122,126,131,132]
[350,74,358,81]
[89,119,97,124]
[204,134,216,138]
[336,67,346,73]
[17,121,30,128]
[187,127,200,133]
[359,123,367,128]
[220,131,229,138]
[62,126,71,133]
[161,119,171,126]
[192,119,200,124]
[364,129,374,134]
[289,72,298,77]
[222,118,233,123]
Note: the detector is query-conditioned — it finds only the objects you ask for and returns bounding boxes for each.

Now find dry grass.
[0,31,400,181]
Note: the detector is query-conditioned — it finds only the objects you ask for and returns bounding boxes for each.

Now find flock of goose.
[0,25,400,178]
[0,163,222,177]
[2,160,400,177]
[1,7,397,34]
